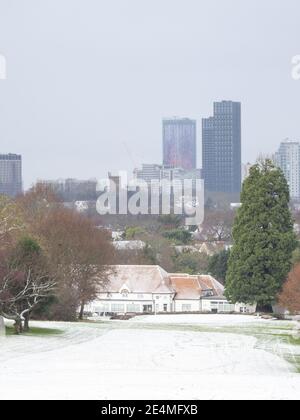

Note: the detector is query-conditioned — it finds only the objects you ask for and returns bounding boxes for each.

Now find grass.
[5,326,64,336]
[123,319,300,372]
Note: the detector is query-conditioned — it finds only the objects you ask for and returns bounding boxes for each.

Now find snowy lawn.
[0,315,300,400]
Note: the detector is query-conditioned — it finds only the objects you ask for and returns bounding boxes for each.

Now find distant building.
[134,164,201,189]
[0,154,22,197]
[85,265,256,315]
[38,178,98,201]
[134,164,163,186]
[202,101,242,194]
[113,241,146,251]
[275,140,300,199]
[163,118,197,170]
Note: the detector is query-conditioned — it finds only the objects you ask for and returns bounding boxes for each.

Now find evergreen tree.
[225,160,297,311]
[208,249,230,285]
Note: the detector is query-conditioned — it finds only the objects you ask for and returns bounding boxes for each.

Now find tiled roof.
[170,274,224,300]
[101,265,224,300]
[104,265,172,294]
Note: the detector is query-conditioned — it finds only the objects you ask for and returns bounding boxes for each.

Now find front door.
[143,305,153,313]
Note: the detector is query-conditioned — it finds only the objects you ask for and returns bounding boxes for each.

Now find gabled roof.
[100,265,224,300]
[170,274,225,300]
[104,265,173,294]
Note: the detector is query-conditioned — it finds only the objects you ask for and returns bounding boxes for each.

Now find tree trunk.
[78,301,85,320]
[14,318,23,335]
[23,312,30,332]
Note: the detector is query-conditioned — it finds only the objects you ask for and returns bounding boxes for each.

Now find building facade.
[163,118,197,170]
[275,140,300,199]
[38,178,98,201]
[0,154,22,197]
[202,101,242,194]
[85,265,256,315]
[134,164,201,188]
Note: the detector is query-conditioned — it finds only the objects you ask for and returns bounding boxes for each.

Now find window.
[121,290,129,298]
[182,304,192,312]
[163,304,168,312]
[137,294,144,299]
[126,304,140,313]
[111,304,125,313]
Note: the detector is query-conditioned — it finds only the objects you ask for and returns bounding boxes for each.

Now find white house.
[113,241,146,251]
[85,265,256,315]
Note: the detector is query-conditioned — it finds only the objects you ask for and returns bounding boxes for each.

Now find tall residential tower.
[163,118,197,170]
[275,140,300,200]
[0,154,22,197]
[202,101,242,194]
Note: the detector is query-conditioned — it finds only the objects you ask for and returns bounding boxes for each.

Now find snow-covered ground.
[0,315,300,400]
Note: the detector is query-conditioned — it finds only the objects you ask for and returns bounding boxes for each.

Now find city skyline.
[0,0,299,188]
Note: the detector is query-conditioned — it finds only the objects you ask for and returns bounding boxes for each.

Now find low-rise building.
[85,265,256,315]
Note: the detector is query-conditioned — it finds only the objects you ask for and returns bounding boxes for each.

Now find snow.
[133,314,266,325]
[0,316,300,400]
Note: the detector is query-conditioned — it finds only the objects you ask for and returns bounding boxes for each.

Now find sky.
[0,0,299,188]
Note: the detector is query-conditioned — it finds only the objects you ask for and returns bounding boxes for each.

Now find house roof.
[113,241,146,251]
[169,276,202,299]
[104,265,173,294]
[170,274,224,300]
[101,265,224,300]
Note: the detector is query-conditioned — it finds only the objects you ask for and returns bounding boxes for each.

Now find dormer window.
[203,290,214,297]
[121,290,129,298]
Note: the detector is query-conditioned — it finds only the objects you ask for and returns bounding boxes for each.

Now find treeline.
[0,186,114,334]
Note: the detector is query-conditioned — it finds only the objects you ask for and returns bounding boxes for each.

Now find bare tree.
[278,264,300,314]
[201,209,235,242]
[0,241,56,334]
[0,196,25,247]
[37,208,115,320]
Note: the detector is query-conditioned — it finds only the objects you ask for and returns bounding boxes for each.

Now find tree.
[278,264,300,313]
[225,160,297,311]
[0,196,25,247]
[0,238,55,333]
[37,208,115,320]
[173,252,209,275]
[201,209,235,242]
[163,229,192,245]
[208,249,230,284]
[158,215,182,230]
[123,226,146,240]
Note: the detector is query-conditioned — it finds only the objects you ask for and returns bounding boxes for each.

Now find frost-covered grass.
[1,315,300,400]
[5,326,64,336]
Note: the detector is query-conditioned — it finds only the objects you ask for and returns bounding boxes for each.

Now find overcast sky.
[0,0,299,188]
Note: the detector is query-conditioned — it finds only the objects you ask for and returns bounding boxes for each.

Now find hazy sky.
[0,0,299,188]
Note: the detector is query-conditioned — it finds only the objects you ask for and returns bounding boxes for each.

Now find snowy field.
[1,315,300,400]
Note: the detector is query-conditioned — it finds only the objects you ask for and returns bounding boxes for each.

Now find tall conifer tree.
[225,160,297,310]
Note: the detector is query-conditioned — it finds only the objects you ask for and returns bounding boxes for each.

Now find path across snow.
[0,315,300,400]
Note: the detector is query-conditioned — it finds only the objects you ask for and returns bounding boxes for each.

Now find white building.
[113,241,146,251]
[85,265,256,315]
[275,140,300,199]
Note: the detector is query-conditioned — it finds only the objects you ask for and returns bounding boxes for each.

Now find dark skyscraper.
[163,118,197,170]
[0,154,23,197]
[202,101,241,194]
